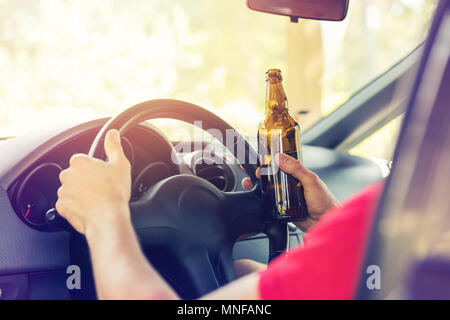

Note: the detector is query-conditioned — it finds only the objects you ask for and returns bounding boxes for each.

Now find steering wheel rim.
[85,99,265,298]
[88,99,259,184]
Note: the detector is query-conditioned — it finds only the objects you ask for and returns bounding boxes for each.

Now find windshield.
[0,0,436,140]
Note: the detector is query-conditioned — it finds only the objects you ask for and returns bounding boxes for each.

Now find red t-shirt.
[258,183,384,300]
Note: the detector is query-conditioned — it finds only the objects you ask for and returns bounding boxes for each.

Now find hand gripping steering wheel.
[85,99,269,298]
[55,99,292,299]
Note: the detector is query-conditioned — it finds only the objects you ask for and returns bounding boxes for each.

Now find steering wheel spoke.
[222,187,264,240]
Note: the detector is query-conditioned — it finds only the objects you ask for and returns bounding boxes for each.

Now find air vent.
[193,156,235,192]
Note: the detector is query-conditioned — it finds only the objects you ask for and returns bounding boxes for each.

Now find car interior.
[0,0,447,300]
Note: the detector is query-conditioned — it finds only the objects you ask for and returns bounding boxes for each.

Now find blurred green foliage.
[0,0,437,160]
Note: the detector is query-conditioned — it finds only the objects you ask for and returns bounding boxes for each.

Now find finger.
[255,167,261,179]
[55,198,70,219]
[104,129,126,164]
[69,153,90,168]
[59,169,70,185]
[241,165,261,180]
[241,177,254,190]
[275,153,315,184]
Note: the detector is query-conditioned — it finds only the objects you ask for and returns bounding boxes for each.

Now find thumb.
[104,129,125,163]
[275,153,315,184]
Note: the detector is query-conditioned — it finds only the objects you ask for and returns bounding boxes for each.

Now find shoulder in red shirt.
[258,183,384,300]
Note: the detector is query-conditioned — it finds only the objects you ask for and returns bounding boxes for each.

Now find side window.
[349,115,403,172]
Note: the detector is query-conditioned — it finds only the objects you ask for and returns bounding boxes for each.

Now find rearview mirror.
[247,0,349,22]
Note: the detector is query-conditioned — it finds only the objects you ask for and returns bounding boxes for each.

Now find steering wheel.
[84,99,268,298]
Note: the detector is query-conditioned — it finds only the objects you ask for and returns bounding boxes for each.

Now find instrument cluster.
[15,162,61,228]
[10,125,179,231]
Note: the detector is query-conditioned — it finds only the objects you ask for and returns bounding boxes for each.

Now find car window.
[0,0,437,140]
[349,115,404,176]
[310,0,436,125]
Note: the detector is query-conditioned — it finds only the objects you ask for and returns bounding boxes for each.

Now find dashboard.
[6,123,182,231]
[0,118,382,299]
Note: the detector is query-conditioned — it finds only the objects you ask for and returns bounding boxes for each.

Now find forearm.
[202,273,261,300]
[85,205,178,300]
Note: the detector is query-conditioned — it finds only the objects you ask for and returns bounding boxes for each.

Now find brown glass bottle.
[258,69,308,221]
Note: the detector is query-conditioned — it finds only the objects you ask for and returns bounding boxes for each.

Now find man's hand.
[52,129,272,300]
[242,153,340,231]
[56,129,179,300]
[56,129,132,235]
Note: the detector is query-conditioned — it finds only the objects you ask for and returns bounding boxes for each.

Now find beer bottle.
[258,69,308,221]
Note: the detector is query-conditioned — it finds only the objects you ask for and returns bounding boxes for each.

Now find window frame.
[302,45,424,150]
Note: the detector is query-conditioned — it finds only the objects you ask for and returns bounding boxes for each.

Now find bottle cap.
[266,69,282,81]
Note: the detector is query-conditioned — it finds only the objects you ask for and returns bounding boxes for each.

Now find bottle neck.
[265,79,288,114]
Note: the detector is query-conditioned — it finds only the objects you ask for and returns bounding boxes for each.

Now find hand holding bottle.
[242,153,340,232]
